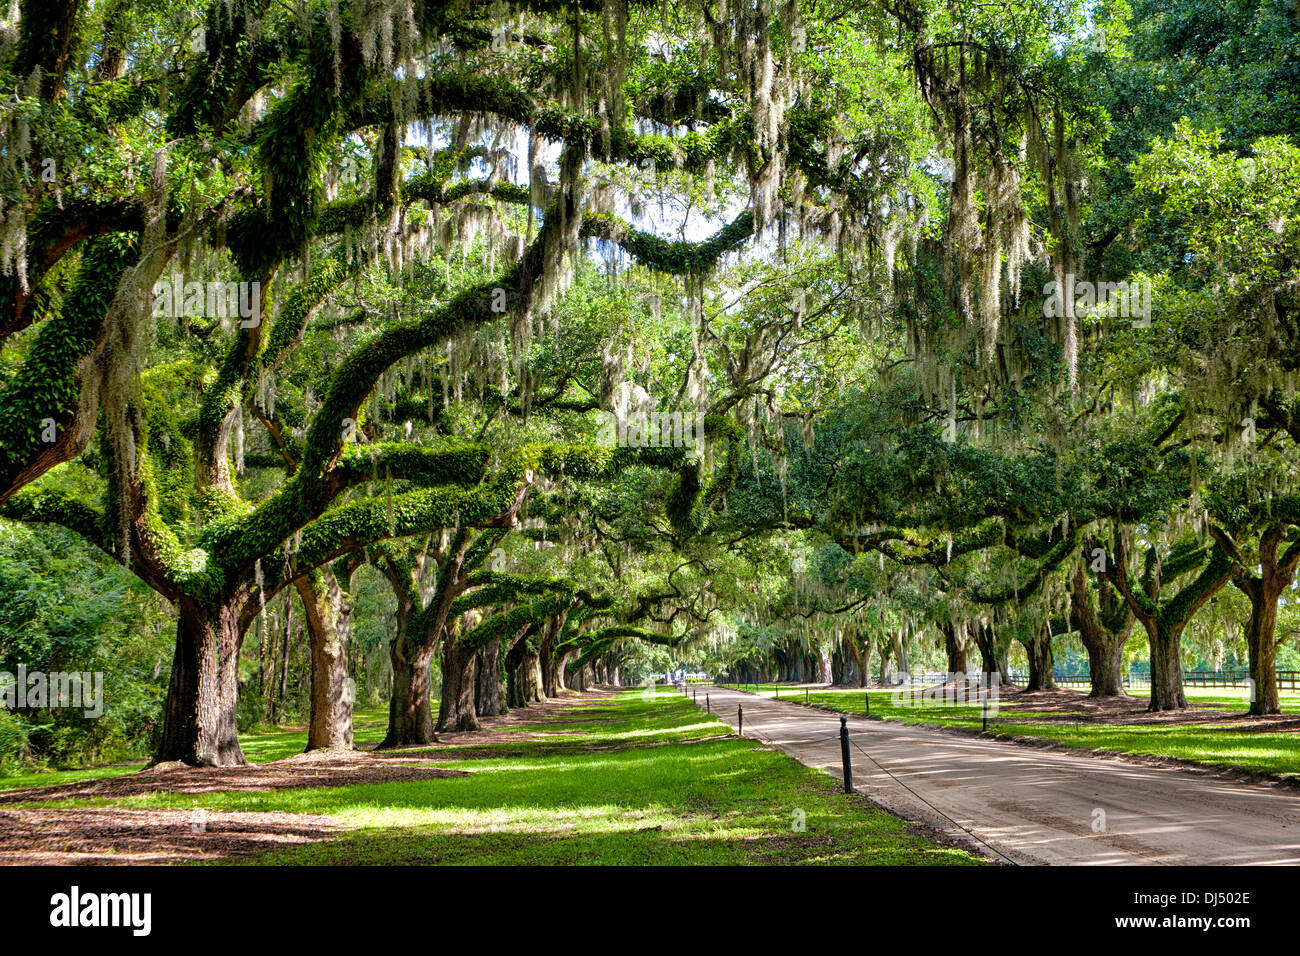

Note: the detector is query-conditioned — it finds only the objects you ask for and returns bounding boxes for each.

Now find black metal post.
[706,693,710,714]
[865,691,870,716]
[738,704,744,737]
[805,688,809,704]
[839,715,853,793]
[982,698,989,731]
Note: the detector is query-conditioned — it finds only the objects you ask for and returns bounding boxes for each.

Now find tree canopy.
[1,0,1297,769]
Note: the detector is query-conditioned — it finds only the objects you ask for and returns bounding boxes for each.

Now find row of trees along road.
[0,0,1297,770]
[693,0,1300,717]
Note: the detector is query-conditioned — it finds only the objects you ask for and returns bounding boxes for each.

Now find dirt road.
[697,684,1300,865]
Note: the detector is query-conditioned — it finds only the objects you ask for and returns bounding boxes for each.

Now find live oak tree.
[1,0,787,764]
[5,0,1298,768]
[1206,461,1300,716]
[1066,554,1134,698]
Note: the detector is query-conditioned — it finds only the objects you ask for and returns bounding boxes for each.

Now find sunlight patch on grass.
[13,687,985,866]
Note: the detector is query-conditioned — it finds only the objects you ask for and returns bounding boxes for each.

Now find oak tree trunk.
[383,627,437,746]
[1145,621,1188,710]
[942,622,969,676]
[878,637,895,685]
[1102,536,1233,711]
[1245,596,1281,716]
[474,637,507,717]
[1070,563,1129,697]
[832,645,862,686]
[1021,629,1056,692]
[553,649,573,694]
[507,634,544,708]
[891,630,910,681]
[972,621,1009,685]
[271,597,292,724]
[436,635,479,732]
[539,618,562,697]
[1234,527,1298,717]
[297,572,355,751]
[157,599,247,766]
[815,647,832,684]
[1085,635,1128,698]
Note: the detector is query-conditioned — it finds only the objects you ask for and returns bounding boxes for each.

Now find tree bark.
[832,643,863,686]
[1101,534,1234,711]
[539,617,563,697]
[383,531,478,743]
[507,628,543,708]
[554,649,573,694]
[878,636,895,685]
[436,633,479,731]
[1245,594,1281,716]
[1084,631,1128,698]
[474,637,507,717]
[837,636,870,687]
[1070,563,1129,698]
[270,596,292,724]
[156,599,246,766]
[1144,620,1187,709]
[815,646,832,684]
[277,604,292,720]
[383,611,438,745]
[1228,525,1300,716]
[972,620,1009,684]
[941,621,969,675]
[297,570,355,751]
[1021,627,1056,692]
[891,629,910,681]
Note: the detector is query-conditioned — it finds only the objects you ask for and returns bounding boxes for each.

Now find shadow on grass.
[235,818,976,866]
[6,689,988,866]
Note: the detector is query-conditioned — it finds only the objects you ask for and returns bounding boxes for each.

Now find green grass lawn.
[0,763,145,792]
[1184,689,1300,711]
[12,688,983,865]
[717,683,1300,778]
[0,704,395,791]
[237,704,391,761]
